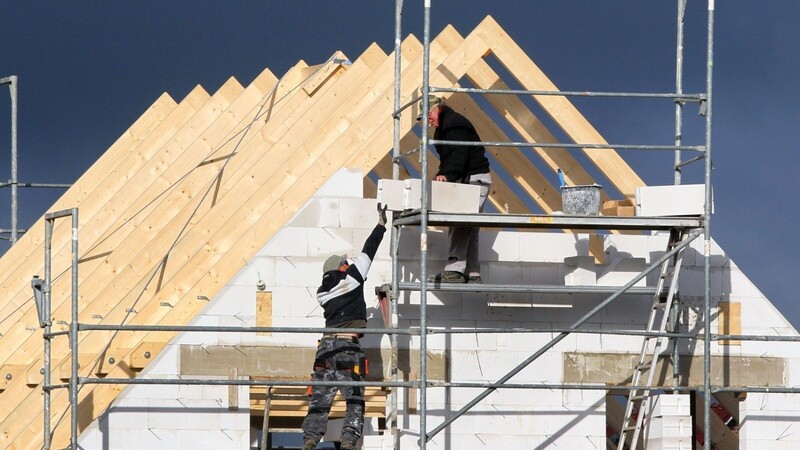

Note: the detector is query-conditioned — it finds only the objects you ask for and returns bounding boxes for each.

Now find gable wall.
[79,168,800,449]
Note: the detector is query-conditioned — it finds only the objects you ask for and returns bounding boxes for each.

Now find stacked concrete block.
[645,394,692,450]
[635,183,709,217]
[376,178,482,213]
[518,232,595,262]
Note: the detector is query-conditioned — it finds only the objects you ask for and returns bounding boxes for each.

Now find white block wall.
[81,169,800,449]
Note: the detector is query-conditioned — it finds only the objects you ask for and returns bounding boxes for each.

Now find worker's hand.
[434,175,447,182]
[377,202,388,226]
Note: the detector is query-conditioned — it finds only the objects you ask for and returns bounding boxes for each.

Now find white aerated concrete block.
[597,257,647,287]
[340,197,385,228]
[518,232,594,262]
[647,436,693,450]
[228,255,276,287]
[314,167,363,198]
[646,416,693,441]
[275,257,324,287]
[651,394,692,417]
[287,197,341,227]
[258,227,308,257]
[564,255,596,285]
[376,178,481,213]
[479,230,519,262]
[636,183,710,216]
[306,227,354,256]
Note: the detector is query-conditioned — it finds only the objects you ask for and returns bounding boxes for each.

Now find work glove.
[377,202,388,226]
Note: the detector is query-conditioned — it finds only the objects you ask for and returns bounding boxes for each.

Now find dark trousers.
[301,337,366,445]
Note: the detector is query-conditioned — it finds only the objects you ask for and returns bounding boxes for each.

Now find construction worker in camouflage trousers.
[301,337,366,450]
[301,203,388,450]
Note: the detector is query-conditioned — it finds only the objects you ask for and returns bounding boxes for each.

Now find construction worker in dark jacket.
[419,95,492,284]
[301,203,388,450]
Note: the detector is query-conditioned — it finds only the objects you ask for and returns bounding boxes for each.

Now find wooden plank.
[692,391,738,450]
[302,51,349,96]
[129,341,166,370]
[474,16,645,199]
[407,372,418,414]
[718,301,741,346]
[228,367,239,410]
[256,291,272,336]
[0,364,26,391]
[590,233,605,264]
[57,353,96,381]
[250,385,388,418]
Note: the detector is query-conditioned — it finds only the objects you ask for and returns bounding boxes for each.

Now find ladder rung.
[653,302,667,309]
[622,425,637,432]
[636,362,652,370]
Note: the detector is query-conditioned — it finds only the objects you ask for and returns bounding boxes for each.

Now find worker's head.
[322,254,349,273]
[416,95,444,127]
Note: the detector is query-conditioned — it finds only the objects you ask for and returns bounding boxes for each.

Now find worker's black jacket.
[433,106,491,183]
[316,224,386,327]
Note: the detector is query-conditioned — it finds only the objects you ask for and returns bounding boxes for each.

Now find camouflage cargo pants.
[301,336,366,446]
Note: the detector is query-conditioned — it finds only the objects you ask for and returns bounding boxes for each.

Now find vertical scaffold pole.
[673,0,686,186]
[418,1,432,449]
[1,76,19,244]
[70,208,79,449]
[43,217,53,450]
[391,3,404,449]
[703,1,716,449]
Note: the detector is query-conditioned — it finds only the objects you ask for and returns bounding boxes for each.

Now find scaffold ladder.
[617,228,687,450]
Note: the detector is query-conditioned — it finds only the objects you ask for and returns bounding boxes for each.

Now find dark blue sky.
[2,1,799,328]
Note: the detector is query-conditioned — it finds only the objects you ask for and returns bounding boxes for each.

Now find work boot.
[340,442,358,450]
[467,274,483,284]
[427,270,466,283]
[301,439,317,450]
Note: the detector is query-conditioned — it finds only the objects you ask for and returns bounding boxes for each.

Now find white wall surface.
[81,169,800,449]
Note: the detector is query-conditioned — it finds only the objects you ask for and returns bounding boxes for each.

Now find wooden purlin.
[26,45,393,449]
[474,15,645,199]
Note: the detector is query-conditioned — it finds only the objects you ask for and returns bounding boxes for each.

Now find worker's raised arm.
[350,203,387,278]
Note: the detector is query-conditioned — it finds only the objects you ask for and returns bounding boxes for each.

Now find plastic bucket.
[561,184,602,215]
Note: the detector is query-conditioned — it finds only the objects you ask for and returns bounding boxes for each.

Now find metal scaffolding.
[1,75,71,247]
[26,2,800,450]
[0,75,70,245]
[387,1,726,450]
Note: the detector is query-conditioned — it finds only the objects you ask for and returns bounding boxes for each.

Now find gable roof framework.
[0,14,727,450]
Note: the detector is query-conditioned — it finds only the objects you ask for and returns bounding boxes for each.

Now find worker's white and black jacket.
[316,224,386,327]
